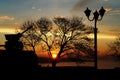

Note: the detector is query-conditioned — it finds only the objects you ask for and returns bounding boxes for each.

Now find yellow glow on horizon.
[0,28,16,34]
[0,28,117,56]
[98,35,116,39]
[89,34,116,39]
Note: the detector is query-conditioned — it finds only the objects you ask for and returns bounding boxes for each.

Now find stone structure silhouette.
[0,26,39,72]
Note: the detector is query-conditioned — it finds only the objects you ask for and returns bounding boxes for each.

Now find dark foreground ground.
[0,50,119,80]
[0,66,120,80]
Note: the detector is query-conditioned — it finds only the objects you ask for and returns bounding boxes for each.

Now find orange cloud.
[103,0,109,2]
[0,16,15,20]
[104,8,112,12]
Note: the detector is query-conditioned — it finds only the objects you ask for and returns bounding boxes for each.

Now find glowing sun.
[52,54,57,59]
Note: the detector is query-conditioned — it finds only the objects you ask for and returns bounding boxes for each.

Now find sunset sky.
[0,0,120,55]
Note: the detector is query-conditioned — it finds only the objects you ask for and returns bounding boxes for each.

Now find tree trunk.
[52,60,57,68]
[32,46,36,54]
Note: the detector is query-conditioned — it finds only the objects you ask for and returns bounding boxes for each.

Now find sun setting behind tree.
[19,16,94,68]
[52,53,57,59]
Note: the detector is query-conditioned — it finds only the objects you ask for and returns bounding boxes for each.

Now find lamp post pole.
[94,17,97,69]
[84,7,106,69]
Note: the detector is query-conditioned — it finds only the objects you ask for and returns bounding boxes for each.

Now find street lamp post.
[84,7,106,69]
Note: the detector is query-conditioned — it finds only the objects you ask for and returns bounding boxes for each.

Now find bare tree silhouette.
[19,17,93,68]
[20,20,40,54]
[19,17,53,66]
[107,33,120,57]
[35,17,53,64]
[51,16,94,67]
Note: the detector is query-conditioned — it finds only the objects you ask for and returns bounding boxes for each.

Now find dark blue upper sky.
[0,0,120,35]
